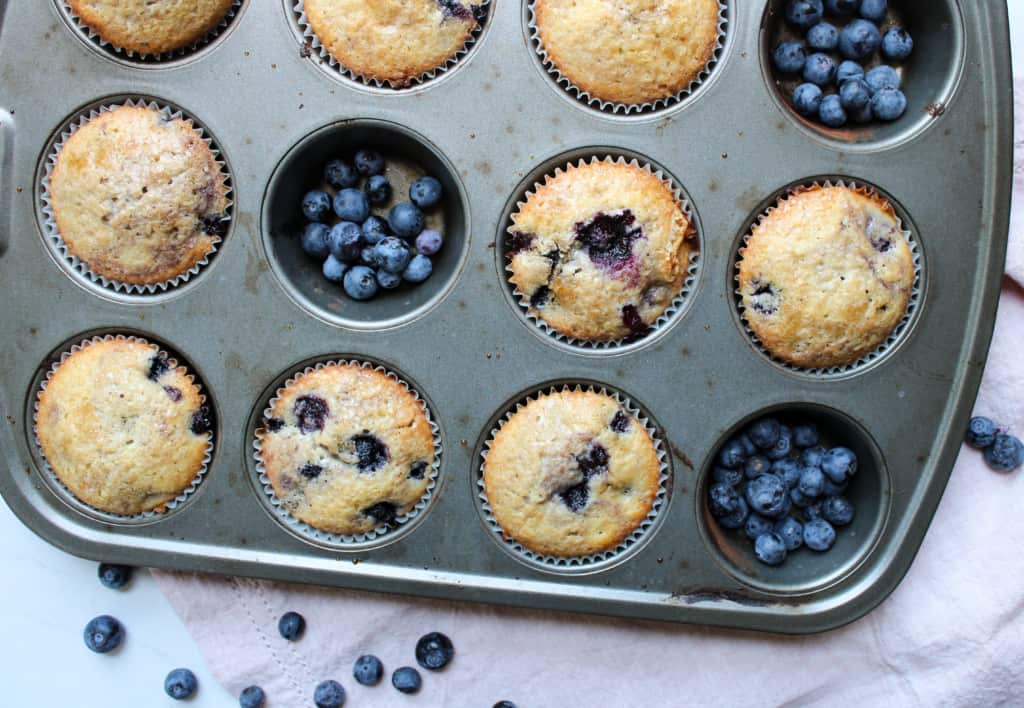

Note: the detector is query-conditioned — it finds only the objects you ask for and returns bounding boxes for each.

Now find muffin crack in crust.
[67,0,236,55]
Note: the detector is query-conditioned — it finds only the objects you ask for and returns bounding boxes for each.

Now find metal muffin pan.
[0,0,1012,634]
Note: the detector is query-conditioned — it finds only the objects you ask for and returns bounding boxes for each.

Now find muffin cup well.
[251,359,443,550]
[503,154,701,353]
[526,0,728,116]
[31,334,214,524]
[37,97,234,298]
[733,179,922,378]
[57,0,246,65]
[476,383,671,575]
[290,0,492,90]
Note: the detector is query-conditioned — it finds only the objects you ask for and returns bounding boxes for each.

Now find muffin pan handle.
[0,106,13,257]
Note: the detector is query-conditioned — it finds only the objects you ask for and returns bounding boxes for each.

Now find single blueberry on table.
[98,563,132,590]
[712,466,743,487]
[839,19,881,61]
[744,513,774,541]
[792,423,820,449]
[376,268,402,290]
[329,221,364,263]
[718,496,749,529]
[797,466,826,498]
[785,0,823,30]
[415,229,444,256]
[322,255,348,283]
[865,64,900,92]
[822,495,855,525]
[882,27,913,61]
[365,174,392,205]
[819,94,847,127]
[403,254,434,283]
[353,655,384,686]
[807,22,839,51]
[314,679,347,708]
[821,447,857,483]
[278,611,305,641]
[301,222,332,259]
[754,532,787,566]
[333,188,371,223]
[773,458,803,490]
[361,215,389,245]
[966,416,998,449]
[747,417,781,449]
[392,667,422,694]
[343,265,379,300]
[839,78,872,111]
[793,83,823,117]
[710,481,742,518]
[416,631,455,671]
[803,52,837,87]
[409,176,444,209]
[804,518,837,551]
[493,702,517,708]
[388,202,425,239]
[775,516,804,550]
[164,668,198,700]
[984,433,1024,472]
[836,60,865,85]
[239,685,266,708]
[376,236,413,273]
[354,148,385,176]
[717,438,747,469]
[744,454,772,480]
[83,615,124,653]
[765,426,794,460]
[772,41,806,74]
[325,159,359,189]
[745,473,788,517]
[871,87,907,121]
[825,0,857,14]
[859,0,886,22]
[302,190,332,222]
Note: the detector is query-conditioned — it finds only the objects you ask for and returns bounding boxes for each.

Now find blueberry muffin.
[49,105,228,286]
[534,0,719,105]
[257,363,436,535]
[738,185,914,369]
[507,160,694,341]
[35,338,212,515]
[483,390,660,557]
[304,0,479,86]
[67,0,235,55]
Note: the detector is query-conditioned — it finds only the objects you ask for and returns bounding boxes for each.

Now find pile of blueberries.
[707,416,857,567]
[299,149,446,301]
[83,564,517,707]
[965,416,1024,472]
[773,0,912,128]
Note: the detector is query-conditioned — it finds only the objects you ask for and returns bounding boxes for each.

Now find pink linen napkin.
[153,81,1024,707]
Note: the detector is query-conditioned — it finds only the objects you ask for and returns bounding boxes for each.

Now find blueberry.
[328,221,363,262]
[747,417,781,449]
[785,0,824,30]
[403,254,433,283]
[984,434,1024,472]
[83,615,124,653]
[409,176,443,209]
[745,473,788,517]
[772,41,806,74]
[881,27,913,61]
[333,188,370,223]
[839,18,881,61]
[98,563,132,590]
[322,255,348,283]
[775,517,804,550]
[494,702,517,708]
[824,0,857,14]
[819,94,847,127]
[858,0,886,21]
[870,87,907,121]
[718,496,749,529]
[416,631,454,671]
[239,685,266,708]
[415,229,443,256]
[716,438,747,469]
[792,423,820,449]
[801,445,827,468]
[736,434,758,457]
[388,202,425,239]
[392,667,422,694]
[839,78,872,111]
[353,655,384,686]
[822,477,849,496]
[805,500,824,520]
[278,611,305,641]
[375,236,412,273]
[709,482,740,517]
[745,513,774,540]
[314,679,346,708]
[803,518,837,551]
[849,102,874,124]
[302,190,332,222]
[364,174,391,205]
[164,669,198,700]
[807,23,839,51]
[865,64,900,92]
[765,427,794,460]
[836,60,865,85]
[754,532,787,566]
[773,458,803,489]
[301,222,332,259]
[790,487,815,507]
[793,83,823,117]
[354,148,385,176]
[803,52,836,86]
[744,454,772,480]
[376,269,402,289]
[821,447,857,483]
[822,496,855,525]
[360,245,384,268]
[966,416,998,449]
[343,265,379,300]
[361,215,389,244]
[325,159,359,189]
[712,466,743,487]
[797,466,826,497]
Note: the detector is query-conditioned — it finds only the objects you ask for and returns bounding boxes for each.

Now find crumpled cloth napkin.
[154,81,1024,707]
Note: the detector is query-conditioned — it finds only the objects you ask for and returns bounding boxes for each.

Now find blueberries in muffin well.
[792,83,823,116]
[818,94,847,127]
[302,190,332,222]
[363,501,398,527]
[325,159,359,189]
[785,0,824,30]
[361,215,390,245]
[376,269,402,290]
[388,202,425,239]
[351,433,389,472]
[415,229,444,256]
[294,395,329,434]
[376,236,413,273]
[803,518,837,551]
[754,532,787,565]
[803,52,836,86]
[332,188,370,223]
[824,0,857,14]
[881,27,913,61]
[83,615,124,653]
[835,59,864,84]
[416,632,455,671]
[748,417,781,449]
[574,210,642,271]
[322,255,349,283]
[773,41,806,74]
[839,78,871,111]
[858,0,887,21]
[409,176,443,209]
[365,174,391,205]
[870,87,907,121]
[354,148,385,176]
[402,254,433,283]
[328,221,364,263]
[839,19,880,61]
[278,611,305,641]
[806,22,839,51]
[302,222,332,259]
[343,265,379,300]
[865,64,900,92]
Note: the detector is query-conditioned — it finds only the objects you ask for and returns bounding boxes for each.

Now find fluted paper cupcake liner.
[527,0,728,115]
[505,155,701,350]
[57,0,245,64]
[734,179,923,377]
[252,359,443,549]
[477,384,670,573]
[32,334,214,524]
[38,97,234,296]
[291,0,492,90]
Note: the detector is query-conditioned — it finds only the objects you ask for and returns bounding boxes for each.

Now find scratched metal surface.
[0,0,1013,633]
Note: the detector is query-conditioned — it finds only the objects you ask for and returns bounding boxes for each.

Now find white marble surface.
[3,6,1023,707]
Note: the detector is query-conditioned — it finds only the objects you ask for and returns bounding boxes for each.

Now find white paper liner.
[292,0,492,89]
[38,97,234,295]
[505,155,702,350]
[527,0,728,115]
[477,384,670,572]
[252,360,443,548]
[734,179,923,377]
[32,334,214,524]
[57,0,245,63]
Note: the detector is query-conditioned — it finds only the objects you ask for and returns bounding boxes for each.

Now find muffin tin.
[0,0,1012,634]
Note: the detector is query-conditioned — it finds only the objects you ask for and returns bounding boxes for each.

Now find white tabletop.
[3,6,1023,707]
